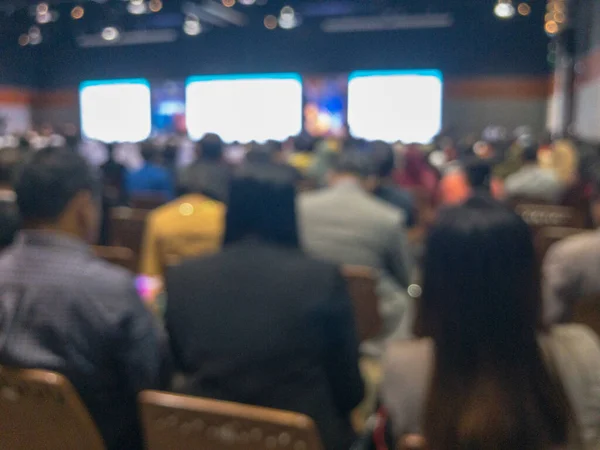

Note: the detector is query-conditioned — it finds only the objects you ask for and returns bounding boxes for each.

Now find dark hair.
[197,133,223,162]
[224,164,299,248]
[464,158,492,191]
[419,197,572,450]
[246,143,272,164]
[0,147,20,185]
[333,150,375,179]
[14,147,97,222]
[294,133,316,153]
[371,141,395,178]
[522,144,539,163]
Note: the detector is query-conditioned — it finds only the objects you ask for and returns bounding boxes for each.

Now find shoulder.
[545,324,600,360]
[546,232,600,262]
[383,339,433,380]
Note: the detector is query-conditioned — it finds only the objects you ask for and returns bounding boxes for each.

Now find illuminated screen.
[186,73,303,143]
[303,74,347,138]
[80,79,152,143]
[152,80,186,134]
[347,70,443,143]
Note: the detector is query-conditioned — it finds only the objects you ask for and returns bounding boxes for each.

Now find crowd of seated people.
[0,127,600,450]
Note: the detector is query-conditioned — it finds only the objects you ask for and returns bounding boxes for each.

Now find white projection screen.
[80,79,152,143]
[347,70,443,143]
[186,73,303,143]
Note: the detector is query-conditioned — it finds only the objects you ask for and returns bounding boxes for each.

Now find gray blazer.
[543,231,600,324]
[299,182,413,352]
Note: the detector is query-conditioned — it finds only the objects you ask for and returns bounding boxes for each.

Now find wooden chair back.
[93,245,136,272]
[130,194,168,210]
[139,391,324,450]
[513,203,587,230]
[109,207,149,266]
[573,294,600,339]
[0,366,105,450]
[342,265,383,342]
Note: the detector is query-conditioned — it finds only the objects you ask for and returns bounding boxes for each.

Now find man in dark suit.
[166,164,364,450]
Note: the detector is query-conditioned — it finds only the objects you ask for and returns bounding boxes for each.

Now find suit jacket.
[504,165,563,203]
[543,230,600,324]
[166,240,364,450]
[299,182,413,353]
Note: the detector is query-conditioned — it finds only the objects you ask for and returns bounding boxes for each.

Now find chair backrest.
[342,265,383,342]
[109,207,149,266]
[513,203,587,230]
[93,245,136,272]
[0,366,105,450]
[573,294,600,339]
[139,391,324,450]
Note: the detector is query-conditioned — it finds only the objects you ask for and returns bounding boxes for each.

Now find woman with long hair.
[382,196,600,450]
[165,163,364,450]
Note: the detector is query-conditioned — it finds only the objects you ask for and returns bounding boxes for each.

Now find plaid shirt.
[0,231,168,450]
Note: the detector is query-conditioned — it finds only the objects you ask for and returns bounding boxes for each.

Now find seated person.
[438,158,504,205]
[0,147,20,248]
[0,147,169,450]
[543,175,600,324]
[165,164,364,450]
[139,182,225,278]
[126,142,174,201]
[299,151,413,356]
[382,197,600,450]
[372,141,417,227]
[505,144,563,203]
[178,133,231,203]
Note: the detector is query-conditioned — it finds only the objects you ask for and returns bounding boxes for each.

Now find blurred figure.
[552,138,579,186]
[0,147,168,450]
[439,158,504,205]
[543,173,600,324]
[139,181,225,278]
[300,151,413,356]
[178,133,231,203]
[101,143,127,205]
[0,147,20,249]
[371,141,417,228]
[126,143,174,200]
[505,144,562,203]
[245,141,302,186]
[165,164,364,450]
[393,145,439,200]
[288,133,316,175]
[382,197,600,450]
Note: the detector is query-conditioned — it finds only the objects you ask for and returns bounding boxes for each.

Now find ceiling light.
[222,0,235,7]
[264,14,277,29]
[239,0,256,5]
[517,3,531,16]
[149,0,162,12]
[71,5,85,19]
[494,0,515,19]
[183,18,202,35]
[101,26,120,41]
[545,20,558,35]
[36,11,52,24]
[278,6,298,29]
[127,1,148,15]
[36,2,49,15]
[18,34,30,46]
[130,0,144,5]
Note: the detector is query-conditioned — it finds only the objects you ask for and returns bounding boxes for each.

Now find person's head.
[196,133,224,162]
[371,141,396,180]
[293,133,315,154]
[224,164,298,248]
[14,147,99,243]
[106,143,117,161]
[0,147,20,189]
[522,144,539,165]
[141,142,160,165]
[329,150,376,188]
[245,142,273,164]
[464,158,492,193]
[418,197,571,450]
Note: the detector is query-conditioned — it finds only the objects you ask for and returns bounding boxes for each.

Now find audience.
[505,144,563,203]
[100,143,127,206]
[0,147,20,248]
[126,142,174,201]
[178,133,231,203]
[382,196,600,450]
[300,150,413,356]
[372,141,417,228]
[0,147,169,450]
[393,144,439,199]
[543,175,600,324]
[165,163,364,450]
[139,174,225,277]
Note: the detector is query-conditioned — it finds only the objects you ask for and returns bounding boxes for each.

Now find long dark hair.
[419,196,572,450]
[223,163,299,248]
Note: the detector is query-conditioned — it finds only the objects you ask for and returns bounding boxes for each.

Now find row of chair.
[0,366,324,450]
